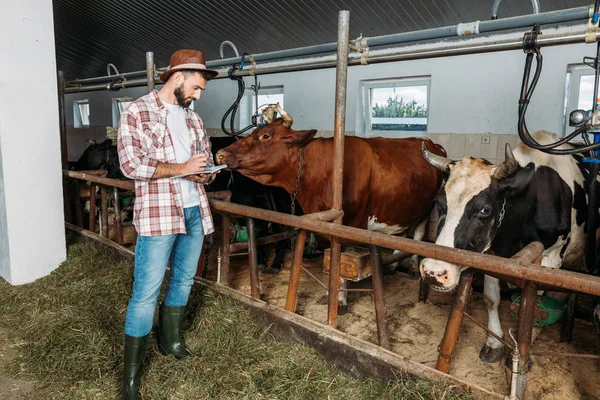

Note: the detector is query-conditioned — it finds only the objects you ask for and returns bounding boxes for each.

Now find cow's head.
[215,105,317,188]
[419,143,533,290]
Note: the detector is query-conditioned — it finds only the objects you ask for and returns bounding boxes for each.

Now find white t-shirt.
[163,102,199,208]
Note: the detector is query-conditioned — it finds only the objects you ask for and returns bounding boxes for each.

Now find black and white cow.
[420,130,591,363]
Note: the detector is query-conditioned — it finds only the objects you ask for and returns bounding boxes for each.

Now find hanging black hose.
[516,20,600,274]
[221,53,261,137]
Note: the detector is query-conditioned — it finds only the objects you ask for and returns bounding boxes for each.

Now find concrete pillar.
[0,0,66,284]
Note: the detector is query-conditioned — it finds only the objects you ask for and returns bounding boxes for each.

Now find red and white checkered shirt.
[117,90,214,236]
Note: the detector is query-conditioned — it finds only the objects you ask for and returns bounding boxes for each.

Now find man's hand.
[181,153,209,175]
[185,170,220,184]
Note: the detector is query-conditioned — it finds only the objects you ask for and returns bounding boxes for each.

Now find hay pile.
[0,239,473,399]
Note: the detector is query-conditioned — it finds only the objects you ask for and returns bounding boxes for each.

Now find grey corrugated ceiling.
[53,0,590,80]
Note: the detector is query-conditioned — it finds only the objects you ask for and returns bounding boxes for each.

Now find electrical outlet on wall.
[481,136,491,144]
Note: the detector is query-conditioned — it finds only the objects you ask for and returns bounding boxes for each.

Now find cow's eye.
[479,206,491,217]
[261,134,270,140]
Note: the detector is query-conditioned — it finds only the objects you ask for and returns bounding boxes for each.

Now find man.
[117,49,219,399]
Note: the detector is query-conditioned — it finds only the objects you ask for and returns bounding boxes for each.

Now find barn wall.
[64,24,590,163]
[0,0,66,284]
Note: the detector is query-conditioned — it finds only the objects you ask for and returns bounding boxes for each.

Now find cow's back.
[314,136,445,231]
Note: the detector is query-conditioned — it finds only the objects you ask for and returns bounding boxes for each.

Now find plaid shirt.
[117,90,214,236]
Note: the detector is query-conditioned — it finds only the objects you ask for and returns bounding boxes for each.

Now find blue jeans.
[125,207,204,337]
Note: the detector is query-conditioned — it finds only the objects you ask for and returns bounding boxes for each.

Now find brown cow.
[215,105,446,304]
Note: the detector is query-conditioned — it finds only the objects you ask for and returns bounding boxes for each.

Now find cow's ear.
[497,162,535,196]
[290,129,317,146]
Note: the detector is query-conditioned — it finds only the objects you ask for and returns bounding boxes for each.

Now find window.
[563,64,598,135]
[359,77,430,138]
[112,97,133,128]
[74,100,90,128]
[240,86,284,129]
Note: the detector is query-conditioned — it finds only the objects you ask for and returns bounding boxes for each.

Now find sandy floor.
[205,246,600,399]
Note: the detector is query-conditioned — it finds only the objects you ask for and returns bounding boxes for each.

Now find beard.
[174,84,193,108]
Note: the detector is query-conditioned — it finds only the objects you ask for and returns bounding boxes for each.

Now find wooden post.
[100,187,109,238]
[220,213,231,285]
[88,184,97,233]
[369,245,390,349]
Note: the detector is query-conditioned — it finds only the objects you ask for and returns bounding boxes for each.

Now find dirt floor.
[0,328,34,399]
[206,246,600,400]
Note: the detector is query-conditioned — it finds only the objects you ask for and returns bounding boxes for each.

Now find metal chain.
[290,147,304,217]
[290,147,304,253]
[497,198,507,228]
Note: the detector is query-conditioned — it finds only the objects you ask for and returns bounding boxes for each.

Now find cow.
[72,139,123,179]
[215,104,446,306]
[420,130,592,363]
[208,136,300,273]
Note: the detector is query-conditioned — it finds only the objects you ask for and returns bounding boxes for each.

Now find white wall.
[0,0,66,284]
[64,24,592,149]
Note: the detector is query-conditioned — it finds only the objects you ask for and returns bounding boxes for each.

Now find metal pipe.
[228,230,297,253]
[62,171,600,298]
[89,183,97,233]
[220,213,231,285]
[369,244,390,350]
[560,293,578,342]
[515,280,538,399]
[225,28,598,79]
[207,200,600,297]
[285,230,308,313]
[64,170,134,190]
[113,188,123,245]
[100,187,109,238]
[64,6,590,88]
[492,0,540,20]
[247,217,260,299]
[327,10,350,328]
[64,23,598,94]
[436,271,475,373]
[207,6,587,68]
[146,52,155,93]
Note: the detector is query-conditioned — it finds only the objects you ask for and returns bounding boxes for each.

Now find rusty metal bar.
[515,280,538,399]
[381,251,411,266]
[286,230,308,312]
[228,230,297,252]
[64,170,134,191]
[436,270,475,373]
[300,265,329,291]
[71,182,84,227]
[100,187,109,238]
[369,245,391,350]
[303,209,343,222]
[247,218,260,299]
[146,52,155,93]
[463,311,515,350]
[220,213,231,285]
[418,278,430,303]
[560,293,577,343]
[89,184,97,233]
[209,200,600,297]
[531,351,600,359]
[327,9,350,329]
[113,189,123,245]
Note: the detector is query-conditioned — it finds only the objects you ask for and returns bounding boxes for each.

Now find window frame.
[73,99,90,128]
[111,97,133,128]
[562,63,598,136]
[359,76,431,138]
[240,85,284,129]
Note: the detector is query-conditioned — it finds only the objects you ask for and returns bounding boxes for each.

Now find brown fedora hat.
[159,49,219,82]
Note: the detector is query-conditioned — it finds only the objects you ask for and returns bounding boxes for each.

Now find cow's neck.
[287,139,333,215]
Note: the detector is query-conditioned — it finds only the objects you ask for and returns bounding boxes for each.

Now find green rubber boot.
[157,305,192,359]
[122,334,149,400]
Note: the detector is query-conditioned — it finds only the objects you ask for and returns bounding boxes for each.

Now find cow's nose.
[420,259,450,287]
[215,150,226,164]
